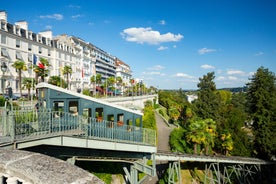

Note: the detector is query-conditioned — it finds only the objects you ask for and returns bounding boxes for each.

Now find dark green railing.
[0,108,156,146]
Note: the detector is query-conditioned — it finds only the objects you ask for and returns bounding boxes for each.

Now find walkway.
[155,112,174,152]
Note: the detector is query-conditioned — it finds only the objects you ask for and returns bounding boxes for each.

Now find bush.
[0,96,5,106]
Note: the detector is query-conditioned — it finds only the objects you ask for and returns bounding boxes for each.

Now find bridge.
[0,83,275,184]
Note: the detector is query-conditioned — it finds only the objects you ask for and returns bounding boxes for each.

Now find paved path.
[142,112,175,184]
[155,112,174,152]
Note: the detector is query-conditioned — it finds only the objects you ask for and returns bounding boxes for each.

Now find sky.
[1,0,275,90]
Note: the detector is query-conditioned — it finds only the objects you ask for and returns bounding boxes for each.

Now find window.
[1,35,6,44]
[48,49,51,56]
[52,101,64,112]
[38,46,42,54]
[1,22,6,30]
[95,107,103,121]
[16,52,23,61]
[28,54,32,62]
[16,39,20,48]
[69,101,78,116]
[28,43,32,51]
[1,48,10,59]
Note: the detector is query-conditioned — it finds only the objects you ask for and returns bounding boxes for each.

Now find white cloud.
[45,25,52,30]
[158,46,168,51]
[147,65,165,71]
[121,27,183,45]
[72,14,82,19]
[228,76,238,80]
[227,70,245,75]
[40,14,63,20]
[173,45,177,48]
[68,5,81,9]
[142,71,165,76]
[217,76,225,81]
[198,47,216,55]
[201,64,215,69]
[254,51,264,56]
[159,20,166,25]
[174,73,195,79]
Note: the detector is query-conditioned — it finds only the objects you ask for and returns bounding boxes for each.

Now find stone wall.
[0,149,104,184]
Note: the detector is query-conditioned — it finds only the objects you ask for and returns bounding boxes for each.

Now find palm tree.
[12,60,27,97]
[62,65,72,89]
[33,57,50,83]
[186,119,206,154]
[203,119,217,155]
[48,75,66,88]
[22,77,35,100]
[96,74,102,86]
[108,76,115,95]
[221,132,233,156]
[115,76,123,95]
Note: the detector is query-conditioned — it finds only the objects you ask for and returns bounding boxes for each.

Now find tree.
[246,66,276,159]
[193,72,221,122]
[96,74,102,86]
[12,60,27,97]
[63,65,72,88]
[186,119,206,154]
[22,77,35,100]
[48,75,67,88]
[33,57,50,83]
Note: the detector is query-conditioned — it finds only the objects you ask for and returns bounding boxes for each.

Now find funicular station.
[0,82,157,183]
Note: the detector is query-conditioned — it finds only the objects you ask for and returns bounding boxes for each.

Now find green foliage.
[142,104,156,130]
[82,88,91,96]
[186,118,217,154]
[193,72,221,122]
[158,89,190,124]
[48,75,67,88]
[246,66,276,159]
[169,127,192,153]
[0,96,5,106]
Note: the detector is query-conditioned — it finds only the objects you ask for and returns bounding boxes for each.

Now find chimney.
[39,30,53,39]
[0,11,7,21]
[15,21,28,30]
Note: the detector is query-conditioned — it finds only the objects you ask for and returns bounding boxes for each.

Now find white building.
[0,11,131,96]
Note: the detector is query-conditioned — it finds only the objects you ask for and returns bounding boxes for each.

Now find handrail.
[0,108,156,146]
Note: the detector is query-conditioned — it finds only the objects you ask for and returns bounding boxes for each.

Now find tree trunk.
[194,144,197,154]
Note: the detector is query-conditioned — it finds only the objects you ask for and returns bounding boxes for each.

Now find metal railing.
[0,108,156,146]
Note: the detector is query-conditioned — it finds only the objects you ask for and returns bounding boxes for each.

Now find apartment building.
[0,11,133,96]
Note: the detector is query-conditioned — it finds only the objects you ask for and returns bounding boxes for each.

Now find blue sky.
[1,0,275,89]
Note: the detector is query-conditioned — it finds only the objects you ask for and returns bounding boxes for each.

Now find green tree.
[186,119,206,154]
[48,75,67,88]
[220,132,234,156]
[33,57,50,83]
[12,60,27,97]
[96,74,102,86]
[193,72,221,122]
[246,66,276,159]
[62,65,72,88]
[22,77,35,100]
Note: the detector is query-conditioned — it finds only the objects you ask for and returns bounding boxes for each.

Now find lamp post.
[1,61,7,95]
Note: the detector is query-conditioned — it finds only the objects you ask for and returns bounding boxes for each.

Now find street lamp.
[1,61,7,95]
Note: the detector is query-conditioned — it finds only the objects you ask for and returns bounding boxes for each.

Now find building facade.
[0,11,132,96]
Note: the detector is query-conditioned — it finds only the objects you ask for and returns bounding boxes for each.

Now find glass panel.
[95,107,103,121]
[53,101,64,112]
[69,101,78,116]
